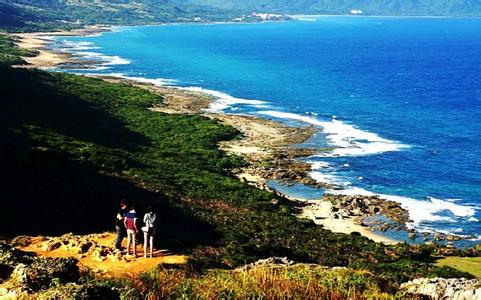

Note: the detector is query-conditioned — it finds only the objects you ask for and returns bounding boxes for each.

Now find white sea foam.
[310,161,332,170]
[59,40,100,51]
[326,187,477,228]
[76,51,131,66]
[308,161,352,187]
[92,72,177,86]
[426,197,476,218]
[91,66,110,71]
[309,171,343,185]
[257,110,408,157]
[119,75,176,86]
[181,87,268,112]
[423,227,477,238]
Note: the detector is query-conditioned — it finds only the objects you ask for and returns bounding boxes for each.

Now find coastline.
[13,25,112,69]
[83,76,399,245]
[3,18,481,300]
[11,27,439,246]
[14,34,70,68]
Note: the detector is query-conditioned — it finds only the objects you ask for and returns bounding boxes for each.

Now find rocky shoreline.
[323,194,410,230]
[80,75,457,245]
[14,30,473,246]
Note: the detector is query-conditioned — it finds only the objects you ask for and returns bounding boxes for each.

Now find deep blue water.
[57,17,481,240]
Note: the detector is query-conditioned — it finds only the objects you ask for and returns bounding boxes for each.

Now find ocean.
[52,16,481,242]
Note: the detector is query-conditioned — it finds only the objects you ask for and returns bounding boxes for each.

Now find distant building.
[350,9,363,15]
[251,12,284,20]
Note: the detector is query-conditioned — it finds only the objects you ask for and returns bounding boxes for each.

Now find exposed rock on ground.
[213,114,340,189]
[0,242,84,297]
[15,233,187,277]
[1,232,187,298]
[10,257,79,292]
[325,194,411,230]
[214,114,315,148]
[244,257,296,269]
[400,278,481,300]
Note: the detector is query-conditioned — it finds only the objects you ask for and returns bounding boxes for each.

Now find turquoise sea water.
[55,17,481,241]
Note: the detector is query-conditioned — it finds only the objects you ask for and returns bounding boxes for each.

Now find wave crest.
[258,110,409,156]
[182,87,269,112]
[326,187,477,229]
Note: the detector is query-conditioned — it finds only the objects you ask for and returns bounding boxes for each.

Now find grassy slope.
[0,3,77,33]
[0,35,473,294]
[0,2,240,33]
[436,257,481,278]
[0,34,37,64]
[119,265,392,298]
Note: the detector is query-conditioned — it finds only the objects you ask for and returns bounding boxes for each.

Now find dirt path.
[18,233,187,277]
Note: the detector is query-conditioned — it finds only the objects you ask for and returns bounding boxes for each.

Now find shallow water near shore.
[52,16,481,242]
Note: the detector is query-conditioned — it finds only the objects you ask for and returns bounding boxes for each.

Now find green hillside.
[184,0,481,16]
[0,0,239,32]
[0,35,473,295]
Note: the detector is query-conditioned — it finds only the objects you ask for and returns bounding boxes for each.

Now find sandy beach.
[14,25,111,68]
[15,34,70,68]
[14,33,398,245]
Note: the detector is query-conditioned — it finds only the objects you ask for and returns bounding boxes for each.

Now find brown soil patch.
[18,233,187,278]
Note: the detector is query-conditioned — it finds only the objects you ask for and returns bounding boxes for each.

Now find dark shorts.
[144,227,156,237]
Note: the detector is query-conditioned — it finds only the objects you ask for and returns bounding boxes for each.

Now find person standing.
[115,199,128,251]
[143,207,157,258]
[124,204,138,256]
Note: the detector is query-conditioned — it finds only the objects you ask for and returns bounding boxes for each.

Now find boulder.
[10,257,80,292]
[243,257,296,269]
[400,278,481,300]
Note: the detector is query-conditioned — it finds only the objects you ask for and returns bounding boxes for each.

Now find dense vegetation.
[86,265,394,298]
[0,244,392,298]
[0,1,240,32]
[0,35,475,296]
[0,34,37,65]
[185,0,481,16]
